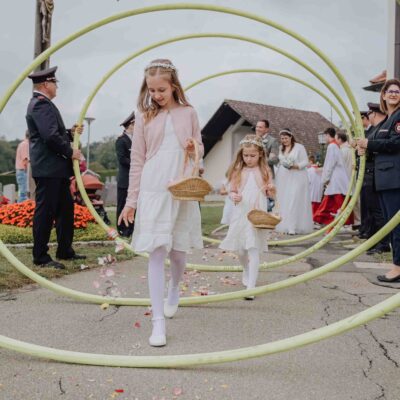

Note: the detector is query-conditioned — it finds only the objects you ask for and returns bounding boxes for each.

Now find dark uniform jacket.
[367,108,400,192]
[115,132,132,189]
[26,92,73,178]
[363,122,385,187]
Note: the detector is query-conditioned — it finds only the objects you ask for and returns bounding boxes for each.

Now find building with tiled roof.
[202,99,338,187]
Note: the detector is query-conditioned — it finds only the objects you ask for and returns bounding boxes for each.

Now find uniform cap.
[28,66,58,84]
[367,102,382,114]
[120,111,135,128]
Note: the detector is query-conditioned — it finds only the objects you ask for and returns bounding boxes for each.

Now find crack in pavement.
[322,284,399,370]
[321,284,371,308]
[58,377,65,395]
[320,298,337,326]
[356,339,386,400]
[98,305,120,322]
[363,325,399,369]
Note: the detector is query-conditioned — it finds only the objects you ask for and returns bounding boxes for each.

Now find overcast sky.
[0,0,390,142]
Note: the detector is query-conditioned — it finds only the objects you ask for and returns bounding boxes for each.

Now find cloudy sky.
[0,0,390,142]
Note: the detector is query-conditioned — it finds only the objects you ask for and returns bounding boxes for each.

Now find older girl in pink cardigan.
[119,59,204,347]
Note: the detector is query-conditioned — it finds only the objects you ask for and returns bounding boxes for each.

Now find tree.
[84,136,117,171]
[0,139,17,173]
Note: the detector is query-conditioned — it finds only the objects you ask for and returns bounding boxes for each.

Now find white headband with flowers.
[145,62,176,71]
[239,138,264,148]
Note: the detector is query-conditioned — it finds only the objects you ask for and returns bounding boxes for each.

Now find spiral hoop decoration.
[1,3,389,369]
[1,6,364,282]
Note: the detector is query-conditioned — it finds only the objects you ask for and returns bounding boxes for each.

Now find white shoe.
[149,317,166,347]
[164,299,179,318]
[149,334,166,347]
[242,272,249,286]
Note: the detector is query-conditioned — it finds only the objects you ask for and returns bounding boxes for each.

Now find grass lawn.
[200,204,223,236]
[0,205,223,291]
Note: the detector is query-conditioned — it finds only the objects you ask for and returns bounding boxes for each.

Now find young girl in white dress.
[119,59,204,347]
[220,135,275,299]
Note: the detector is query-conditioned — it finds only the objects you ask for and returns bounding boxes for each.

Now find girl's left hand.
[265,183,276,196]
[185,138,195,154]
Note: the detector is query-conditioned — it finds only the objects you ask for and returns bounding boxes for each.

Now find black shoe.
[57,254,87,261]
[38,260,66,270]
[377,274,400,283]
[244,296,255,301]
[367,246,391,255]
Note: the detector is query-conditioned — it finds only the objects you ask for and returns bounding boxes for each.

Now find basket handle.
[182,139,200,178]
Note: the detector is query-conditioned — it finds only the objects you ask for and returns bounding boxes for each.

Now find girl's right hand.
[118,206,136,227]
[230,192,242,204]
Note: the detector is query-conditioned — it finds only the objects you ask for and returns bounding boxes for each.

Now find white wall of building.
[203,120,254,190]
[203,127,233,190]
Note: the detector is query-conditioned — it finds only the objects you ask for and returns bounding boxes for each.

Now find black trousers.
[117,187,134,237]
[378,189,400,266]
[33,177,75,264]
[360,181,390,247]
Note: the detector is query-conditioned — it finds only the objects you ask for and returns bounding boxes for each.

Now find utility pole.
[33,0,54,71]
[29,0,55,199]
[395,1,400,78]
[388,0,400,78]
[84,117,96,170]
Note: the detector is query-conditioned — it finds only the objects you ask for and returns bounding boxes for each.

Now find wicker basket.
[168,140,213,201]
[247,209,281,229]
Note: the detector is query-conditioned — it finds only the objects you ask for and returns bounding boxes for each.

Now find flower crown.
[279,129,293,136]
[145,62,177,71]
[239,138,264,148]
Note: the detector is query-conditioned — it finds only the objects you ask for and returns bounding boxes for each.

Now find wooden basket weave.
[168,140,212,201]
[247,209,281,229]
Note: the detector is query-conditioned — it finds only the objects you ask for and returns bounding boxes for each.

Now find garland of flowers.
[0,200,95,229]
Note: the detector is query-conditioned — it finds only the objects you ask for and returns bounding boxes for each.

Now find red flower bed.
[0,195,9,205]
[0,200,95,229]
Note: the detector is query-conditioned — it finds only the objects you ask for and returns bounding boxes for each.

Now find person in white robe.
[314,128,353,225]
[275,129,313,234]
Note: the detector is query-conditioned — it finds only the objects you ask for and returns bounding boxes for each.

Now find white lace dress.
[219,170,268,252]
[131,114,203,253]
[275,143,314,234]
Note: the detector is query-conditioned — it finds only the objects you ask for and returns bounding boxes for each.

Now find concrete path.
[0,233,399,400]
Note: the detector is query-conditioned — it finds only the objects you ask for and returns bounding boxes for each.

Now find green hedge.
[0,223,108,244]
[0,175,16,187]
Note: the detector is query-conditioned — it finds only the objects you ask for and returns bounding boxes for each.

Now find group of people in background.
[218,78,400,285]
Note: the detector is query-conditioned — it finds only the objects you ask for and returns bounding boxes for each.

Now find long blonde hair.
[137,58,191,122]
[226,134,272,191]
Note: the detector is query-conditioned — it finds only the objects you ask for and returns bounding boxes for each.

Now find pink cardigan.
[126,105,204,209]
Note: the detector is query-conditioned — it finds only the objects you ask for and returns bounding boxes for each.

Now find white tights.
[238,248,260,289]
[148,246,186,335]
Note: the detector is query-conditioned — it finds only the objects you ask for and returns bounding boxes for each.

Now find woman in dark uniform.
[356,79,400,282]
